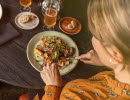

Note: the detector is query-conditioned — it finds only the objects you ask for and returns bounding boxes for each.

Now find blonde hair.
[87,0,130,64]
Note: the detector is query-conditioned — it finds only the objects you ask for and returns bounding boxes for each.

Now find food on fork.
[20,15,37,24]
[34,36,75,69]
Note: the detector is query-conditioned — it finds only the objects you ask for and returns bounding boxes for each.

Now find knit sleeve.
[41,85,62,100]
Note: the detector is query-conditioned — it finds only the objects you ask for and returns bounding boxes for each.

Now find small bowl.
[59,17,82,35]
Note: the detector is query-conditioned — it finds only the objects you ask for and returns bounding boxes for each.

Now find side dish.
[59,17,82,35]
[66,20,77,30]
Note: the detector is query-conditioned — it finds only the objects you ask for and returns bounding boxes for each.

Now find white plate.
[0,4,2,20]
[15,12,39,30]
[27,31,79,75]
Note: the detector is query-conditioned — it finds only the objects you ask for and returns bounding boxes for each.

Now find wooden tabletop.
[0,0,106,89]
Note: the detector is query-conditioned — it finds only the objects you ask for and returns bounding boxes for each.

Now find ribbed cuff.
[44,85,62,93]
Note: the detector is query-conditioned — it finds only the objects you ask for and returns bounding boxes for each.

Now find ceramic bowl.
[59,17,82,35]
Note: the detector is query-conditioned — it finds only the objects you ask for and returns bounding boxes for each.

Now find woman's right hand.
[76,50,105,66]
[40,63,62,87]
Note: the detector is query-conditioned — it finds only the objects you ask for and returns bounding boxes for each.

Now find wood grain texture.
[0,0,107,89]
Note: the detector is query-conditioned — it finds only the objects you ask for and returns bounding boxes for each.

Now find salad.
[34,36,75,69]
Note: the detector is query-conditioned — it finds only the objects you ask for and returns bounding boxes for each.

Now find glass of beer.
[43,8,57,30]
[19,0,32,12]
[44,9,57,26]
[42,0,58,30]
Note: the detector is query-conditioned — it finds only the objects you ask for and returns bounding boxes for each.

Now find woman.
[29,0,130,100]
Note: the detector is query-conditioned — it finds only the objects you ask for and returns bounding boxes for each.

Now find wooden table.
[0,0,106,89]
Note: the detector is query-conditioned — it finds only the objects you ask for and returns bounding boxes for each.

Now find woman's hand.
[76,50,104,66]
[40,63,62,87]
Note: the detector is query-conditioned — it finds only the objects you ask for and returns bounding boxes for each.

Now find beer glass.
[44,9,57,27]
[19,0,32,12]
[43,0,58,30]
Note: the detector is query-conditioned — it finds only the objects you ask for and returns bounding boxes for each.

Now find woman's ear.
[108,46,124,63]
[112,50,123,63]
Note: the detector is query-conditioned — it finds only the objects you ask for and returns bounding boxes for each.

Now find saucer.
[59,17,82,35]
[15,12,39,30]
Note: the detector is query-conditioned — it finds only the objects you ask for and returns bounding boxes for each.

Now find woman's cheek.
[92,37,108,64]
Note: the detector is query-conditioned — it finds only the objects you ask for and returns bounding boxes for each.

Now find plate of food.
[59,17,82,35]
[0,4,2,20]
[27,31,79,75]
[15,12,39,30]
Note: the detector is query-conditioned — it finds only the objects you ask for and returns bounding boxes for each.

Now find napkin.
[0,23,20,46]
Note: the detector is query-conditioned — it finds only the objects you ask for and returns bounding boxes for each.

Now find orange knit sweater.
[34,71,130,100]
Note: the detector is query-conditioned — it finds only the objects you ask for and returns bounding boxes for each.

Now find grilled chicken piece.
[43,53,49,58]
[35,53,44,59]
[41,37,47,43]
[34,48,43,56]
[37,45,43,50]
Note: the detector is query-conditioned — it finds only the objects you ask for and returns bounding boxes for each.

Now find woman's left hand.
[40,63,62,87]
[76,50,105,66]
